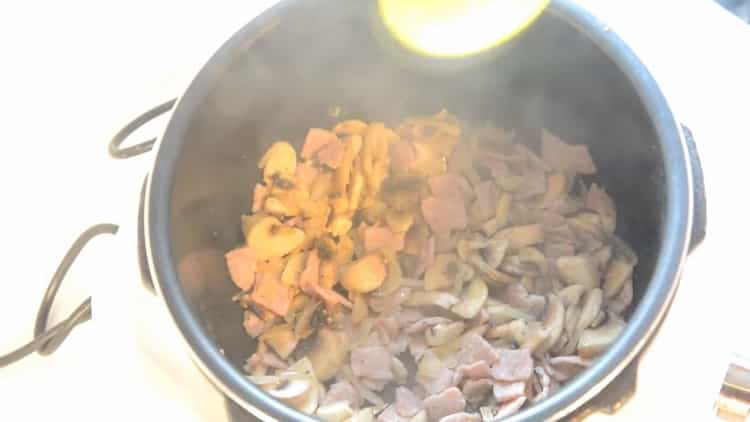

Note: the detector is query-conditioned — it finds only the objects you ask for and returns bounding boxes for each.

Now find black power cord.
[0,223,118,368]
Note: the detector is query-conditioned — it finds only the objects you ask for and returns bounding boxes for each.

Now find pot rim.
[145,0,694,420]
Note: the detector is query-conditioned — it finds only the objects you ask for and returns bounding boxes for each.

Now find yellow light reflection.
[379,0,550,58]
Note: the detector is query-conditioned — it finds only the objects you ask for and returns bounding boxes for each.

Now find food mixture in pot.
[225,111,637,422]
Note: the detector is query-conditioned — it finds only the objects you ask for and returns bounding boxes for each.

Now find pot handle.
[108,98,177,159]
[681,125,707,253]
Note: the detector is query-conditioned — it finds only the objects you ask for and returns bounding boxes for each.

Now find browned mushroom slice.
[486,304,537,325]
[494,224,544,250]
[307,328,349,381]
[260,324,299,359]
[536,295,565,355]
[404,291,460,309]
[452,278,489,319]
[425,321,467,346]
[467,253,515,284]
[603,258,634,298]
[576,288,603,333]
[590,245,612,272]
[556,255,601,290]
[577,314,625,358]
[425,253,462,291]
[558,284,586,307]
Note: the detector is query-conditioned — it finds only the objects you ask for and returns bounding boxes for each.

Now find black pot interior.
[168,0,664,389]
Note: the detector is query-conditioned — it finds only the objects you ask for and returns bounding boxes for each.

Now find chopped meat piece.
[423,387,466,422]
[474,180,498,221]
[250,273,292,316]
[318,137,346,169]
[430,174,470,200]
[391,140,417,172]
[243,311,271,338]
[225,247,257,290]
[541,131,596,175]
[421,197,467,233]
[439,412,481,422]
[493,381,526,403]
[364,226,406,252]
[295,162,319,190]
[351,346,393,380]
[395,387,424,417]
[300,249,352,308]
[462,378,493,403]
[452,361,491,386]
[491,349,534,381]
[457,333,499,366]
[302,128,337,159]
[422,366,455,395]
[252,184,269,212]
[361,377,388,392]
[494,396,527,419]
[323,380,362,408]
[377,404,412,422]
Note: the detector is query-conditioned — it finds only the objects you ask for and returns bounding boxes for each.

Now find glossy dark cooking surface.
[145,0,697,420]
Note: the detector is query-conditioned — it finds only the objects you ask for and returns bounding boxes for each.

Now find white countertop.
[0,1,748,421]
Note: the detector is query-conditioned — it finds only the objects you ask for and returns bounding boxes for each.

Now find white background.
[0,1,748,421]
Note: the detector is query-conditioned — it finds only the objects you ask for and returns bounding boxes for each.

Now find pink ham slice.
[422,197,467,234]
[252,184,269,212]
[491,349,534,382]
[378,405,412,422]
[439,413,481,422]
[295,162,319,190]
[318,137,346,169]
[395,387,424,417]
[225,247,257,290]
[351,346,393,380]
[462,378,493,403]
[430,174,470,201]
[322,381,362,408]
[243,311,271,338]
[541,130,596,175]
[457,333,499,366]
[452,361,491,386]
[391,140,417,172]
[423,387,466,422]
[302,128,337,159]
[493,381,526,403]
[364,226,406,252]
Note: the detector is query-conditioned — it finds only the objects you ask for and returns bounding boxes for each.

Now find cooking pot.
[112,0,707,420]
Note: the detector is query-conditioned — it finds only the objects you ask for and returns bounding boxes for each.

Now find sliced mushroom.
[410,410,429,422]
[468,253,516,284]
[495,193,512,229]
[590,309,606,328]
[558,284,586,307]
[316,401,355,422]
[556,255,601,290]
[500,255,540,277]
[485,304,537,325]
[602,258,634,298]
[342,254,387,293]
[292,379,322,414]
[536,295,565,355]
[259,141,297,182]
[349,407,375,422]
[483,238,510,269]
[260,324,298,359]
[404,291,460,309]
[425,253,461,291]
[542,172,568,207]
[576,288,603,333]
[522,321,548,351]
[590,245,612,272]
[494,224,544,250]
[577,315,625,358]
[391,356,409,384]
[265,377,313,402]
[307,328,349,381]
[351,293,369,324]
[425,321,466,346]
[452,278,489,319]
[294,299,321,339]
[246,216,306,260]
